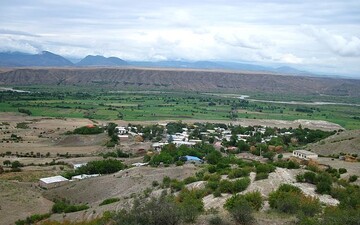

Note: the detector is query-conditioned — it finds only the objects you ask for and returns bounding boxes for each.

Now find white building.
[293,150,318,160]
[73,163,87,169]
[71,174,100,181]
[39,175,69,189]
[116,126,127,134]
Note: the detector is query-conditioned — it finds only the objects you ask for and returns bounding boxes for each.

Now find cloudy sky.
[0,0,360,77]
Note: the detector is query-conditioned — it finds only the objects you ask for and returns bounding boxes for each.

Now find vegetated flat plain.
[0,84,359,129]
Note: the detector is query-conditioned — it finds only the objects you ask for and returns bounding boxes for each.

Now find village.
[36,121,349,189]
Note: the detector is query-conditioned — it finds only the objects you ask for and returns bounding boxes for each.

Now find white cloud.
[0,0,360,76]
[280,53,303,64]
[303,25,360,57]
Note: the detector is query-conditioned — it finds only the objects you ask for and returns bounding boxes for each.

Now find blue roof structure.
[183,155,202,161]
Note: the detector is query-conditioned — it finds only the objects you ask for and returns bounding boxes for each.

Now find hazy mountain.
[77,55,128,66]
[0,51,311,76]
[0,51,74,67]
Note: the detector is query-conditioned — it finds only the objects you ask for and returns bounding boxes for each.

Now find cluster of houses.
[39,123,318,189]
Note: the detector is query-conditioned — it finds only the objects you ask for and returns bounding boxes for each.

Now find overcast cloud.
[0,0,359,77]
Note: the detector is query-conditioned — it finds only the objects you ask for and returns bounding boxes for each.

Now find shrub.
[232,177,251,193]
[225,197,255,225]
[349,175,358,182]
[316,181,332,194]
[213,188,222,197]
[225,191,263,211]
[15,213,51,225]
[219,180,233,193]
[303,171,317,184]
[338,168,347,174]
[296,174,305,182]
[228,168,250,179]
[269,184,321,217]
[255,172,269,180]
[52,200,89,213]
[208,215,228,225]
[152,180,159,187]
[99,198,120,206]
[183,176,198,184]
[177,189,204,223]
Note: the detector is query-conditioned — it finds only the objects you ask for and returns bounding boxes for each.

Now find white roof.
[72,174,100,180]
[40,175,68,184]
[293,150,318,155]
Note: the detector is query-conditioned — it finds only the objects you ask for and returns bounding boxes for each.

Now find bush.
[255,172,269,180]
[15,213,51,225]
[177,189,204,223]
[225,191,263,211]
[255,163,275,180]
[228,168,250,179]
[225,197,255,225]
[99,198,120,206]
[338,168,347,174]
[152,180,159,187]
[349,175,358,182]
[208,215,228,225]
[52,200,89,213]
[303,171,317,184]
[232,177,251,193]
[296,174,305,182]
[184,176,198,184]
[269,184,321,217]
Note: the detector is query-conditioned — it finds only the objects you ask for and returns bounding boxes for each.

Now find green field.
[1,85,359,129]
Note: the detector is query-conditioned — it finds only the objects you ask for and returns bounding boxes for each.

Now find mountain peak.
[77,55,128,66]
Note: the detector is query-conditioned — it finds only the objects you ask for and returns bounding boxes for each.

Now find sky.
[0,0,360,77]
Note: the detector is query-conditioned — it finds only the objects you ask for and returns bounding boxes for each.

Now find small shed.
[293,150,318,160]
[39,175,69,189]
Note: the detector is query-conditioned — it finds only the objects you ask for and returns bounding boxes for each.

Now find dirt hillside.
[1,67,360,96]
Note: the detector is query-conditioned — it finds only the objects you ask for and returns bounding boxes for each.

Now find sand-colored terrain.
[0,181,53,225]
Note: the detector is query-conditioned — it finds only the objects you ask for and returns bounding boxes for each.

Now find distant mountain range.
[0,51,312,75]
[77,55,128,66]
[0,51,73,67]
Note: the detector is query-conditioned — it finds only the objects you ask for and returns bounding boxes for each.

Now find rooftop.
[40,175,69,184]
[293,150,318,155]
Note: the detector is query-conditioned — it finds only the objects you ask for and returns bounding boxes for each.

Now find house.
[116,126,127,135]
[132,162,149,167]
[182,155,203,164]
[73,163,87,169]
[293,150,318,160]
[118,135,129,141]
[173,141,196,147]
[152,142,167,151]
[39,175,69,189]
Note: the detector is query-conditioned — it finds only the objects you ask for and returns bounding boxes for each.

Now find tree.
[11,161,23,168]
[3,160,11,167]
[206,151,222,165]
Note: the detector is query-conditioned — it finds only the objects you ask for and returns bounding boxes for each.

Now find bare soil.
[0,181,53,225]
[306,130,360,155]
